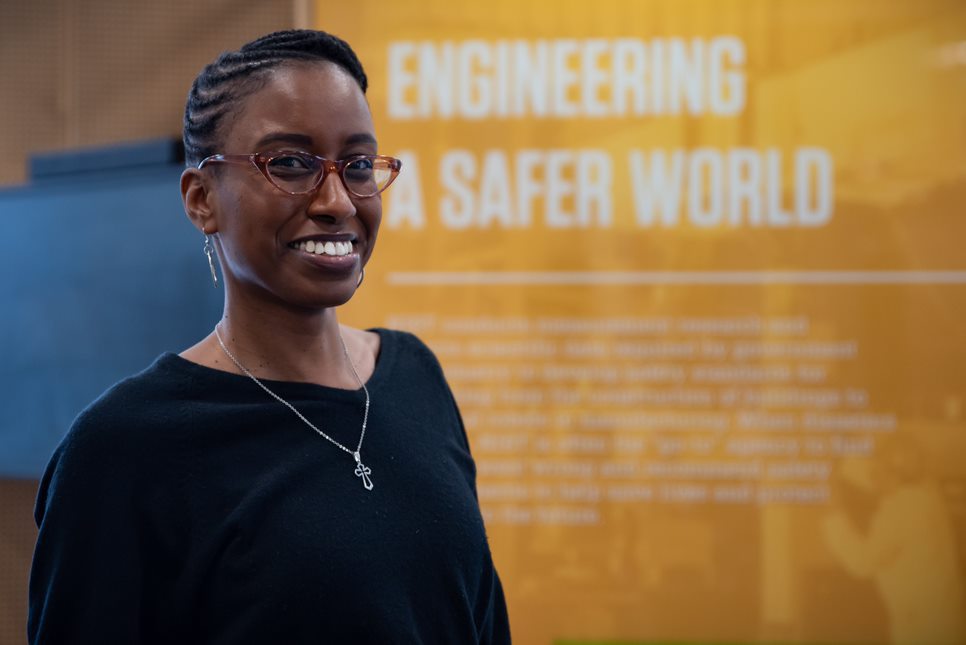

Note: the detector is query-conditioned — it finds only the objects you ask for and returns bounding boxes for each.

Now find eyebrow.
[254,132,378,149]
[345,133,378,147]
[255,132,314,149]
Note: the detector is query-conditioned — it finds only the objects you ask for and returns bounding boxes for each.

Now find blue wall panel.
[1,160,222,477]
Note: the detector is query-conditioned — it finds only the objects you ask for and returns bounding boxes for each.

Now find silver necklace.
[213,324,374,491]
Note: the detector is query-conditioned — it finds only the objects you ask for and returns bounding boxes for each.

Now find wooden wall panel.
[0,0,296,186]
[0,479,38,645]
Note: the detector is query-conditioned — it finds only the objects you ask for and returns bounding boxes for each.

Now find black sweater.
[29,329,510,644]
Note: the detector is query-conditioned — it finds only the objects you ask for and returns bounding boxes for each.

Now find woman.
[29,29,511,644]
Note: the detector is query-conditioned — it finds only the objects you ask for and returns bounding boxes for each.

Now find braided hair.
[183,29,368,167]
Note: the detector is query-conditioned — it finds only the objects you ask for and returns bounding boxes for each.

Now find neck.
[215,291,358,389]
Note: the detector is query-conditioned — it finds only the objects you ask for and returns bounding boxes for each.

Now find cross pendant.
[353,451,374,491]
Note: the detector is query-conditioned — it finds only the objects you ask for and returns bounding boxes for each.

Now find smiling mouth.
[287,239,355,257]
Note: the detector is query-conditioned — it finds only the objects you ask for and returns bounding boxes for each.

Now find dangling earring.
[203,231,219,288]
[356,267,365,288]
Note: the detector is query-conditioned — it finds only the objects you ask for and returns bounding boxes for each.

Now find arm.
[28,414,184,644]
[406,332,512,643]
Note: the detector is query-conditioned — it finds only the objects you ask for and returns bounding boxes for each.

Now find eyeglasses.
[197,152,402,198]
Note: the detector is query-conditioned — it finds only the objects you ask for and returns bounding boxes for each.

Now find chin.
[301,285,359,311]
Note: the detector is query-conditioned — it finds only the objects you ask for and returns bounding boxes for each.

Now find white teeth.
[294,240,355,256]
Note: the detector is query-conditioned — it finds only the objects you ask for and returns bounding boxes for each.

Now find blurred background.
[2,1,965,643]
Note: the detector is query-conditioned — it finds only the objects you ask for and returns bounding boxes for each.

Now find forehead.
[221,62,374,152]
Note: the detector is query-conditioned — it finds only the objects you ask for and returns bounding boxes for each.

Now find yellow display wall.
[322,1,966,643]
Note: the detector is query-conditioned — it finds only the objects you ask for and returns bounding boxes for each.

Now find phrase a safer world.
[382,37,833,230]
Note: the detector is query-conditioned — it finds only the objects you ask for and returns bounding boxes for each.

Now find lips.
[286,234,360,272]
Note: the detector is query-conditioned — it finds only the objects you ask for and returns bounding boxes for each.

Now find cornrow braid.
[182,29,368,167]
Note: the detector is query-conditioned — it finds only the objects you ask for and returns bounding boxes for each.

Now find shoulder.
[35,355,193,522]
[373,327,445,372]
[339,327,454,398]
[369,328,459,406]
[46,355,193,477]
[73,355,187,433]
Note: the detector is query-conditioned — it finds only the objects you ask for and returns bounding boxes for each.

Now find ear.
[181,168,218,234]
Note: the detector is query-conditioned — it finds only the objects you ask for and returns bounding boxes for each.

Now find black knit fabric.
[28,329,510,644]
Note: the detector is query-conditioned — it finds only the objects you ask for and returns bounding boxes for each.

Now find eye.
[343,156,375,181]
[267,153,318,176]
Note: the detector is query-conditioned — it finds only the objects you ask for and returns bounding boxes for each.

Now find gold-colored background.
[325,1,966,643]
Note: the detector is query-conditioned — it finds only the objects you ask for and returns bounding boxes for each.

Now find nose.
[306,169,356,223]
